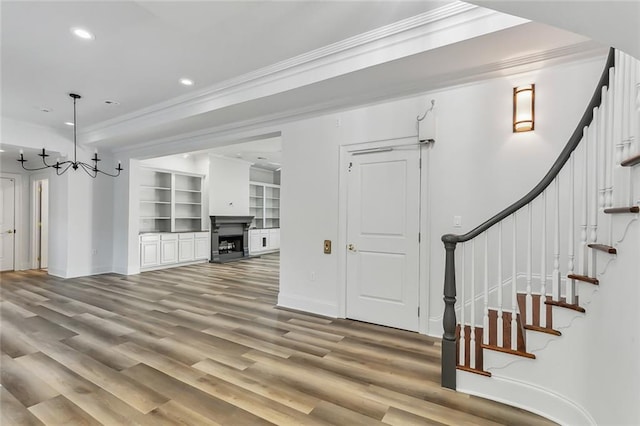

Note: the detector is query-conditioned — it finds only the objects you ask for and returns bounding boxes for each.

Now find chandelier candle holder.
[18,93,123,177]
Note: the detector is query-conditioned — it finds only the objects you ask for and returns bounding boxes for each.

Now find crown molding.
[114,42,604,160]
[83,2,528,146]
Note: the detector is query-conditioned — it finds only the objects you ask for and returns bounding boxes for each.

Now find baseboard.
[458,370,596,426]
[48,265,114,279]
[277,293,339,318]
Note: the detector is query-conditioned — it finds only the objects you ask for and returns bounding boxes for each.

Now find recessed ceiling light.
[104,100,120,106]
[71,27,95,40]
[179,78,194,86]
[39,107,52,113]
[64,122,74,126]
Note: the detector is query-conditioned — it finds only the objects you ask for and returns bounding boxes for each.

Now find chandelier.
[18,93,123,177]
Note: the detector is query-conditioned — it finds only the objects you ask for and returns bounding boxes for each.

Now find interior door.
[1,177,16,271]
[346,146,420,331]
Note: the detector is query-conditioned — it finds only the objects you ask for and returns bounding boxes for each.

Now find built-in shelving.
[139,168,204,233]
[249,182,280,229]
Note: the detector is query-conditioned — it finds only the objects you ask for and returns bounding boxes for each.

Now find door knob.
[347,243,357,252]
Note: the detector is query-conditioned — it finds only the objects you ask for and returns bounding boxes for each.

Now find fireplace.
[209,216,253,263]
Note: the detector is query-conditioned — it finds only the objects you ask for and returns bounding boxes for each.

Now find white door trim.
[30,172,51,269]
[337,136,431,334]
[1,172,24,270]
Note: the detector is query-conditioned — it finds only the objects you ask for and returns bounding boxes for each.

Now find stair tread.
[545,297,586,313]
[481,343,536,359]
[568,274,599,285]
[588,243,617,254]
[523,324,562,336]
[457,365,492,377]
[621,153,640,167]
[604,206,639,214]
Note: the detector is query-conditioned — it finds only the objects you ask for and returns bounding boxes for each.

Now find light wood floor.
[1,254,555,425]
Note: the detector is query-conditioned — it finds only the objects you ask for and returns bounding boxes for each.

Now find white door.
[1,177,16,271]
[346,147,420,331]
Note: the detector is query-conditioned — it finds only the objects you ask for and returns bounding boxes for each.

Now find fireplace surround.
[209,216,253,263]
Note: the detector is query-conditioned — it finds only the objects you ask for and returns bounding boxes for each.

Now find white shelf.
[140,168,204,233]
[250,182,280,229]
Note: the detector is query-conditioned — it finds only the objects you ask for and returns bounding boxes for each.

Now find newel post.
[442,234,458,390]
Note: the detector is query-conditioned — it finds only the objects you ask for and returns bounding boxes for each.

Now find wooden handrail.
[440,47,616,390]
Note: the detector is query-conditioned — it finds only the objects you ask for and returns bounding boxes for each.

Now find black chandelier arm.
[78,162,99,178]
[55,162,74,176]
[18,157,52,171]
[92,164,123,178]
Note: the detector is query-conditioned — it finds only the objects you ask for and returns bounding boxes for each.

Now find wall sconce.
[513,84,535,132]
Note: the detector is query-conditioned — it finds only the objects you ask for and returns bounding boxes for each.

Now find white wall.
[208,155,251,216]
[277,55,607,334]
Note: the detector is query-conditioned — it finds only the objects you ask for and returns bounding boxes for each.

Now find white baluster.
[540,191,547,328]
[511,213,518,352]
[497,221,504,347]
[526,203,533,325]
[567,151,576,304]
[588,108,599,279]
[460,244,466,366]
[580,126,590,276]
[552,176,561,301]
[604,66,620,216]
[470,240,476,369]
[483,231,489,345]
[614,52,625,209]
[598,88,608,215]
[622,53,632,160]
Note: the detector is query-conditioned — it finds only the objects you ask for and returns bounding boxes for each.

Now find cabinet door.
[268,228,280,250]
[194,234,209,260]
[249,230,262,254]
[160,239,178,264]
[140,241,160,268]
[178,238,195,262]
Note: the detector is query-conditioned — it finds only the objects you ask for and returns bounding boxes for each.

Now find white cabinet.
[178,233,194,263]
[249,228,280,254]
[194,233,209,260]
[140,168,204,233]
[140,232,210,271]
[160,234,178,264]
[268,228,280,250]
[140,234,160,268]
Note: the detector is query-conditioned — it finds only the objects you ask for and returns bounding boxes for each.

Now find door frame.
[1,172,24,271]
[337,136,431,334]
[30,172,50,269]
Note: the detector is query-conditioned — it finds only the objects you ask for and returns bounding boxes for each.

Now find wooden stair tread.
[568,274,599,285]
[481,343,536,359]
[621,153,640,167]
[456,365,492,377]
[523,324,562,336]
[588,243,617,254]
[545,297,586,313]
[604,206,639,214]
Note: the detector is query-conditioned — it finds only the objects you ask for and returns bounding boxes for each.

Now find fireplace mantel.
[209,216,254,263]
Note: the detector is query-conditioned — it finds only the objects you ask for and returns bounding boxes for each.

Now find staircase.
[440,48,640,424]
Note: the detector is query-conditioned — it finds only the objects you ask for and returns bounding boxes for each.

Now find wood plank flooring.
[1,254,555,425]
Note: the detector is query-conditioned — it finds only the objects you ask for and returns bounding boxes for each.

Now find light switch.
[324,240,332,254]
[453,216,462,228]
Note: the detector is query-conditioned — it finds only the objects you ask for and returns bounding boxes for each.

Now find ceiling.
[0,0,620,158]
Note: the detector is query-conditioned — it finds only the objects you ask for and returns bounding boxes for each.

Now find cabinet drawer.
[140,234,160,242]
[179,233,194,240]
[161,233,178,241]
